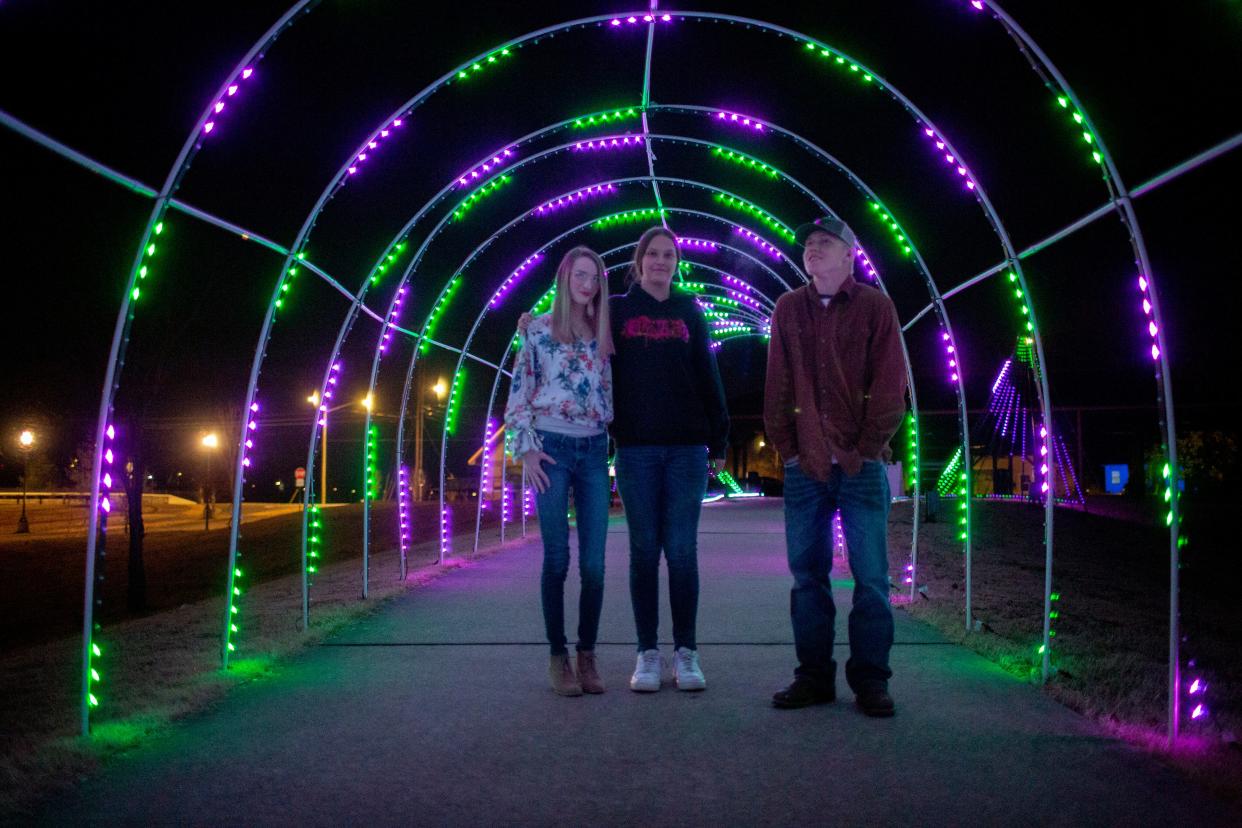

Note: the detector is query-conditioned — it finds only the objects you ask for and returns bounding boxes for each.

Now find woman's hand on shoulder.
[517,312,539,334]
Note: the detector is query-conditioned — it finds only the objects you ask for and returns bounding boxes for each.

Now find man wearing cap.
[764,216,908,717]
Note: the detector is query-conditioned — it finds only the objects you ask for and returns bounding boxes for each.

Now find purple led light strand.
[676,237,719,251]
[572,134,646,151]
[609,13,673,25]
[732,226,782,259]
[855,247,880,283]
[346,117,407,178]
[532,184,617,215]
[713,110,767,132]
[398,465,411,577]
[942,332,961,385]
[440,506,451,564]
[488,253,545,310]
[455,147,515,187]
[920,126,978,193]
[379,285,407,354]
[202,67,256,136]
[481,419,496,511]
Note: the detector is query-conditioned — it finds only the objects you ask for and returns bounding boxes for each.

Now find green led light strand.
[452,47,515,81]
[803,40,875,84]
[307,503,322,575]
[420,275,461,354]
[129,219,166,303]
[709,146,780,179]
[370,240,409,287]
[937,447,964,496]
[711,193,795,243]
[866,201,913,257]
[1005,271,1038,338]
[717,470,745,495]
[1055,96,1104,166]
[906,412,919,492]
[445,368,466,435]
[452,174,513,222]
[572,107,640,129]
[272,250,308,313]
[365,425,379,502]
[592,207,666,229]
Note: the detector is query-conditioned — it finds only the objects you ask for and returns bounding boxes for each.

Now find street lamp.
[415,378,448,501]
[200,432,219,531]
[16,429,34,534]
[309,390,356,504]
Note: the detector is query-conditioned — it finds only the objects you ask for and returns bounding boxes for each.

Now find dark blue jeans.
[783,460,893,691]
[534,430,610,656]
[615,445,709,652]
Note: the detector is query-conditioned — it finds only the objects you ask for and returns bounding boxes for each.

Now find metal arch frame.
[973,0,1185,742]
[411,180,928,570]
[2,10,1227,748]
[356,105,972,594]
[337,129,924,578]
[22,3,1211,737]
[239,10,1003,665]
[72,0,319,733]
[388,169,934,570]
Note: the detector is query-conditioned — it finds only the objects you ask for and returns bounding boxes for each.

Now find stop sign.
[295,467,306,488]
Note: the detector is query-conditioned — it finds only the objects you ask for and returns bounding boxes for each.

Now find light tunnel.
[6,2,1235,745]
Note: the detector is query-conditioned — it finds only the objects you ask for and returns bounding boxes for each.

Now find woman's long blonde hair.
[550,246,614,357]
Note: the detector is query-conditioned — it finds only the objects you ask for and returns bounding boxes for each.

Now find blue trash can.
[1103,464,1128,494]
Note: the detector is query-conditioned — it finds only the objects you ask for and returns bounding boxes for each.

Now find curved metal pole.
[981,0,1183,738]
[76,0,317,712]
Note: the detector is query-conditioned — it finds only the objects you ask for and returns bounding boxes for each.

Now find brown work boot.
[549,653,582,696]
[577,650,606,694]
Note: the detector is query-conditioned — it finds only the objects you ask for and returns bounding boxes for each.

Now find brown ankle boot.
[549,653,582,696]
[577,650,605,694]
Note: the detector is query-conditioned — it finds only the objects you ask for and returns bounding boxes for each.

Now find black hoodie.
[609,283,730,458]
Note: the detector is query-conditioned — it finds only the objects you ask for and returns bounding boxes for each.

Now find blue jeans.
[783,460,893,691]
[534,430,610,656]
[615,445,709,652]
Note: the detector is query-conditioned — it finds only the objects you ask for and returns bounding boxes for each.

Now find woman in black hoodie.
[608,226,729,694]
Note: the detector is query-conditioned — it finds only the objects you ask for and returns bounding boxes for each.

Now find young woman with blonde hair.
[505,246,614,696]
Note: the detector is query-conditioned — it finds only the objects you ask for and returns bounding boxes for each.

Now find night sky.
[1,0,1239,495]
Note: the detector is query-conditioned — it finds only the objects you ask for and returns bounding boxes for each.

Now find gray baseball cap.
[795,216,857,249]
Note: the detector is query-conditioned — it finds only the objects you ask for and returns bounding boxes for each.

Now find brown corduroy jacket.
[763,277,908,481]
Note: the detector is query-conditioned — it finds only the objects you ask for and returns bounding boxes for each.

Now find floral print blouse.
[504,314,613,457]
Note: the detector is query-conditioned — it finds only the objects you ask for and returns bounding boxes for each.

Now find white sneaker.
[630,649,662,692]
[674,647,706,691]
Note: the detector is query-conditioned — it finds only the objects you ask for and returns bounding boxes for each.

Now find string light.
[733,226,783,259]
[712,110,767,132]
[533,184,617,216]
[710,145,779,178]
[202,67,256,136]
[712,194,795,243]
[420,275,461,354]
[344,115,408,180]
[455,148,515,187]
[451,47,514,82]
[490,253,544,308]
[452,174,513,221]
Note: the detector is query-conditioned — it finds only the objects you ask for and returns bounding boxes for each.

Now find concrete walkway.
[42,499,1238,825]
